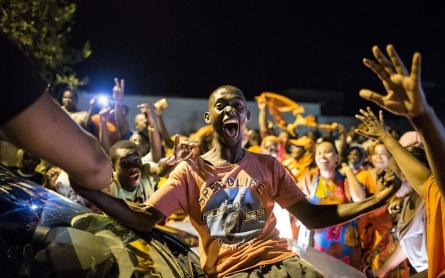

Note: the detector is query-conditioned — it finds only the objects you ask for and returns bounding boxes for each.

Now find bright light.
[30,204,38,210]
[98,95,109,105]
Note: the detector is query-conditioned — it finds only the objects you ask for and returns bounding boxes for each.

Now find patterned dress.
[297,170,362,269]
[356,169,409,277]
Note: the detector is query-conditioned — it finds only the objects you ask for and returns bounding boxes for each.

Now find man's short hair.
[109,140,140,165]
[208,85,244,110]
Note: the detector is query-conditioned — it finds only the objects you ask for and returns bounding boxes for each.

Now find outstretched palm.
[360,45,427,118]
[355,108,389,141]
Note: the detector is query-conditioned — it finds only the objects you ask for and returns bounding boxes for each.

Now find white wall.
[77,92,321,136]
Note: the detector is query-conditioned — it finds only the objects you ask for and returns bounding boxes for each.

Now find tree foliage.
[0,0,91,90]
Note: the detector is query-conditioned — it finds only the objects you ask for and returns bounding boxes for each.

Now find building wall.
[77,92,412,138]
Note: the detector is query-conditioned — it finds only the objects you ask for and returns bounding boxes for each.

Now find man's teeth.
[224,118,238,124]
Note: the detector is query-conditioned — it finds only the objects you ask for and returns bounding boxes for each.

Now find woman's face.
[290,145,305,160]
[62,91,77,111]
[262,140,279,158]
[315,141,338,171]
[371,144,391,170]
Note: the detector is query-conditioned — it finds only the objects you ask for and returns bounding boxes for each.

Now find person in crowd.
[399,131,423,148]
[357,44,445,278]
[296,140,366,269]
[345,143,369,174]
[0,33,112,192]
[0,33,413,277]
[355,142,410,277]
[244,127,262,153]
[133,103,162,163]
[59,88,88,126]
[71,85,400,278]
[106,138,196,204]
[260,135,293,239]
[356,111,429,277]
[6,149,44,185]
[282,136,315,183]
[188,125,214,156]
[260,135,286,163]
[89,79,133,147]
[152,98,175,156]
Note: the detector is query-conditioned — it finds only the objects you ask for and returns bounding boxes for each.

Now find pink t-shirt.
[147,150,306,278]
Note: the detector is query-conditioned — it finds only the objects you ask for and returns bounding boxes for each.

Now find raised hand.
[167,134,198,165]
[374,169,401,203]
[360,45,428,118]
[99,107,113,122]
[355,107,390,141]
[137,103,150,117]
[339,163,353,176]
[112,78,125,103]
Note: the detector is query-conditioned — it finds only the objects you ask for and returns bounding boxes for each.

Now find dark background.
[71,1,445,117]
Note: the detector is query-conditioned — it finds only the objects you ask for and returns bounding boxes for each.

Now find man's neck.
[201,144,245,167]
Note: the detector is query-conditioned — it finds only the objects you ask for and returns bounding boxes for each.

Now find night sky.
[71,1,445,117]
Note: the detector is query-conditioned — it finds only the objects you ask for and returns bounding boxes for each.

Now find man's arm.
[360,45,445,198]
[138,103,162,163]
[287,169,399,229]
[154,99,175,150]
[0,92,113,191]
[112,78,130,138]
[70,179,164,232]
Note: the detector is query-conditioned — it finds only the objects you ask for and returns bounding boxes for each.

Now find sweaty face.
[315,142,338,171]
[62,91,77,111]
[114,148,143,191]
[371,144,391,170]
[204,87,250,146]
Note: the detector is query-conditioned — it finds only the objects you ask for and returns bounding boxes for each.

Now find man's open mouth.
[223,119,238,137]
[128,171,140,181]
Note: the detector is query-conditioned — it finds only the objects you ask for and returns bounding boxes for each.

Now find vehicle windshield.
[0,166,191,277]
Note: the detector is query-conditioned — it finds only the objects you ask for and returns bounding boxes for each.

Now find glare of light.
[30,204,38,210]
[98,95,109,105]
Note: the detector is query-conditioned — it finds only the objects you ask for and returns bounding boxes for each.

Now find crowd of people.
[1,31,444,278]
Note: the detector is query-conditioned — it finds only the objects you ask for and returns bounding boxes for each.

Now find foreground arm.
[356,108,431,196]
[0,92,113,190]
[360,44,445,198]
[70,179,164,232]
[288,169,399,229]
